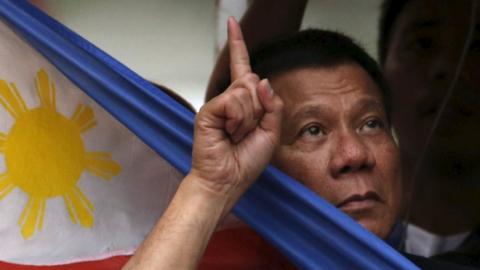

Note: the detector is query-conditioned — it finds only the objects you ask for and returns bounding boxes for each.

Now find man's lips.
[336,191,382,212]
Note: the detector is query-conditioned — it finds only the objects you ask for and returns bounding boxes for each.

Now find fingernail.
[265,79,274,96]
[227,17,232,34]
[228,16,237,26]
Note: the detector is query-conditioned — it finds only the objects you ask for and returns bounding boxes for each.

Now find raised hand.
[189,17,283,214]
[123,18,283,270]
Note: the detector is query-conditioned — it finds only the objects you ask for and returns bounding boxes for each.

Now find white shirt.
[405,223,470,257]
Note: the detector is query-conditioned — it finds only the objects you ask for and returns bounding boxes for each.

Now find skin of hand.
[190,17,284,215]
[123,17,283,270]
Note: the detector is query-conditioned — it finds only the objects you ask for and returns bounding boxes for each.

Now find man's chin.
[356,218,391,240]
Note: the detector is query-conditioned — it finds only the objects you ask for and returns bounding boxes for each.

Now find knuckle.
[245,73,260,83]
[253,106,264,119]
[232,87,250,101]
[237,73,259,86]
[220,90,238,103]
[230,73,260,93]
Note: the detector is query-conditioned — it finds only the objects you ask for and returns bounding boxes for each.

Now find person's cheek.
[385,149,403,220]
[373,139,401,205]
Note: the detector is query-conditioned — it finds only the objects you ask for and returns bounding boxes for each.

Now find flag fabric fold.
[0,1,418,269]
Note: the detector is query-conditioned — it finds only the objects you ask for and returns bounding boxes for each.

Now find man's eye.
[360,119,384,133]
[299,125,325,138]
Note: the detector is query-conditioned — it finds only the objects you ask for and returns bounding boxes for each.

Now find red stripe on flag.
[200,227,295,270]
[0,256,130,270]
[0,228,294,269]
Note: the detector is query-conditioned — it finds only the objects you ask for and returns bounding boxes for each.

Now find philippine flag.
[0,4,188,270]
[0,1,418,270]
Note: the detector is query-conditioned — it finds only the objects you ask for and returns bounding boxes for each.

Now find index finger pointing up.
[228,17,252,81]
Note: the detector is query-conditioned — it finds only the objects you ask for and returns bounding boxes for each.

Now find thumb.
[257,79,283,140]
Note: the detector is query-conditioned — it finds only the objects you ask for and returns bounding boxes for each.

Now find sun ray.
[63,187,94,228]
[85,151,121,180]
[74,186,94,212]
[0,80,27,119]
[18,196,33,226]
[19,197,46,239]
[35,69,56,111]
[62,194,76,225]
[70,104,97,133]
[0,173,15,200]
[38,197,46,231]
[0,132,5,152]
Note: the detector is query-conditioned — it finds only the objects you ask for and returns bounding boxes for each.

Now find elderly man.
[123,17,478,269]
[204,1,480,266]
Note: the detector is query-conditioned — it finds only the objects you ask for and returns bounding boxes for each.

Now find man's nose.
[329,132,375,179]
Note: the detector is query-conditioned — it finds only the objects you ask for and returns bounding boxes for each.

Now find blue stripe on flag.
[0,1,418,269]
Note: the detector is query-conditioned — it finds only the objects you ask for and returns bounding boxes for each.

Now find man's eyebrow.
[290,105,329,122]
[353,99,385,115]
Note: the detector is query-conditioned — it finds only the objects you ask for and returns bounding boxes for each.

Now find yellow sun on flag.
[0,69,121,239]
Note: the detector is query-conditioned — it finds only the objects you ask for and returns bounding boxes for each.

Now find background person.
[379,0,480,262]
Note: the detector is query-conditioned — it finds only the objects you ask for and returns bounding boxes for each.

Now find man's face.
[384,0,480,170]
[269,64,402,239]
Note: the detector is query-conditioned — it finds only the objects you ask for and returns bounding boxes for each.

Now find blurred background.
[34,0,381,110]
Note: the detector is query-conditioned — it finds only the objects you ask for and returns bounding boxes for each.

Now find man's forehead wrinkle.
[292,69,361,95]
[313,78,359,94]
[287,96,382,124]
[353,99,385,115]
[289,105,330,123]
[276,77,360,103]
